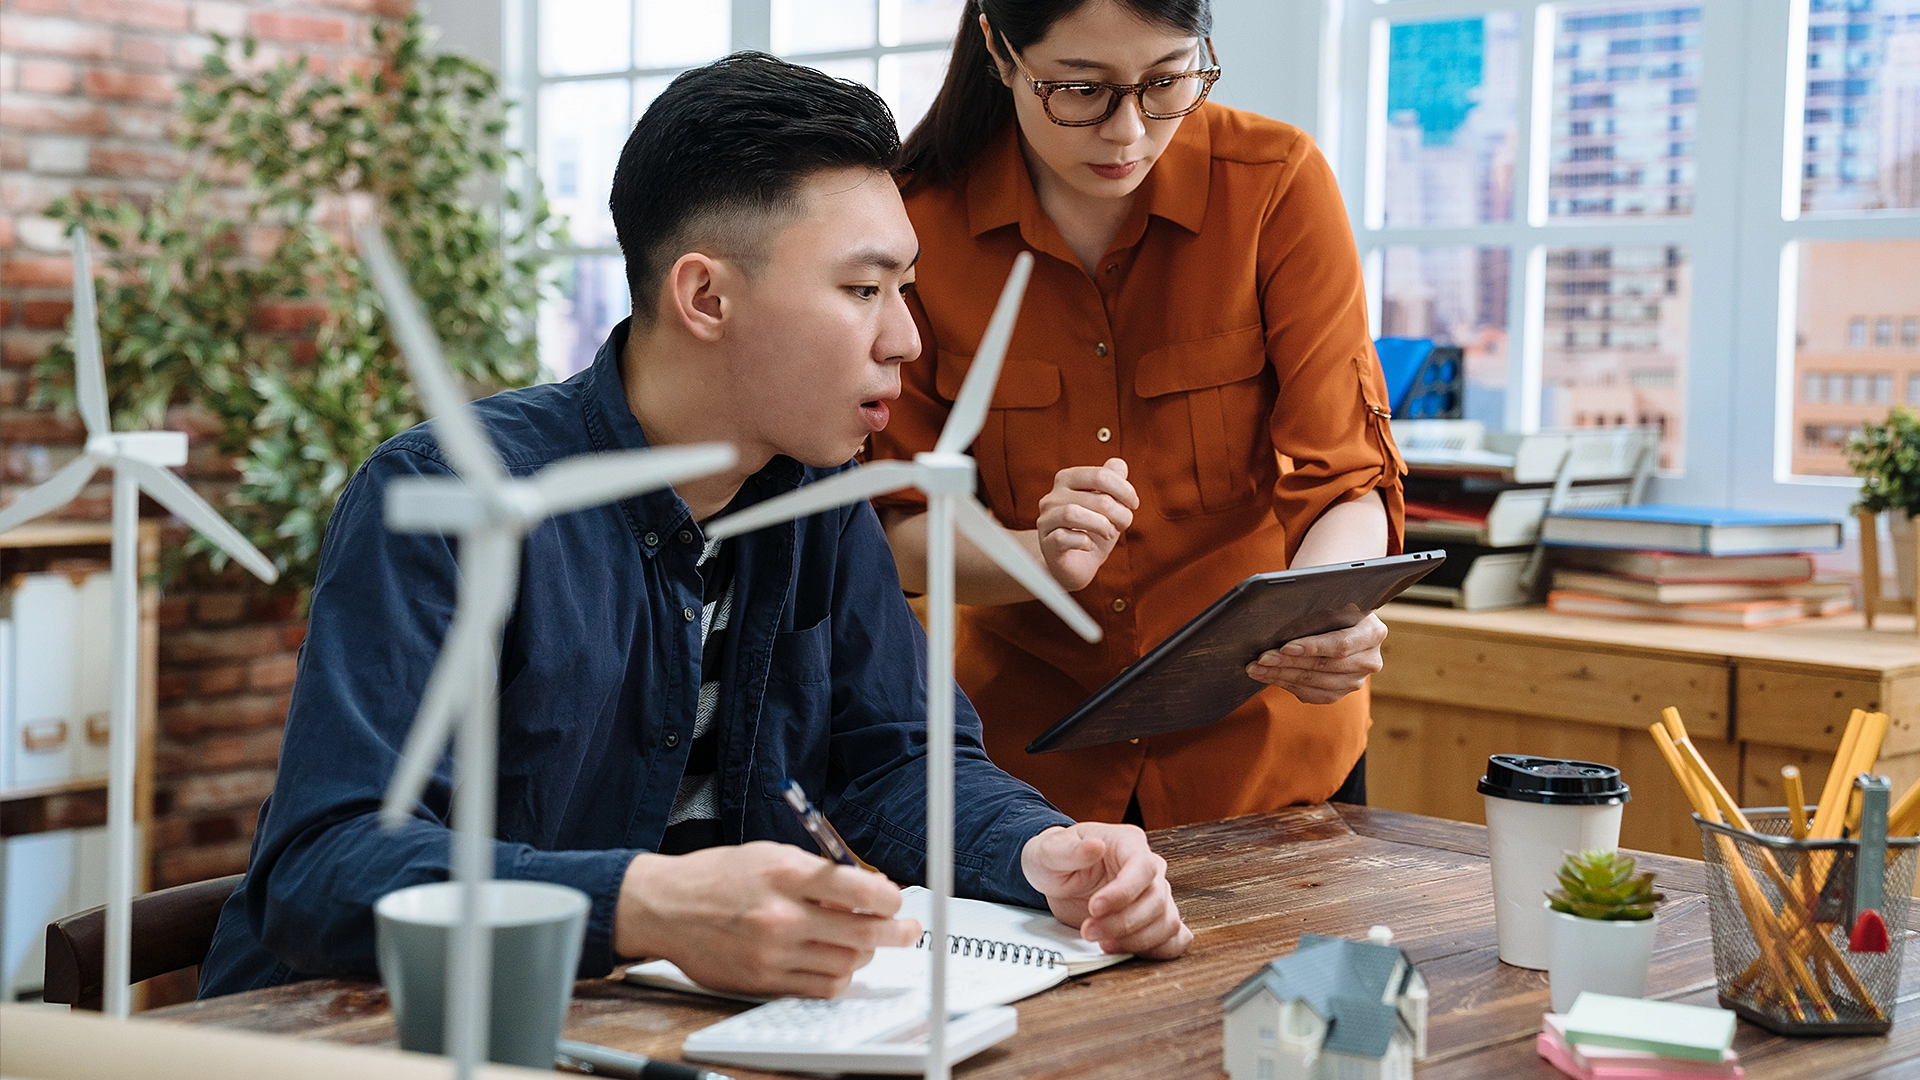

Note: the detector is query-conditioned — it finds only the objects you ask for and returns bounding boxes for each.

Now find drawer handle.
[22,720,70,752]
[86,713,112,745]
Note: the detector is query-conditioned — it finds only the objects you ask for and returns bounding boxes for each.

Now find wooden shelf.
[0,522,114,549]
[0,778,109,805]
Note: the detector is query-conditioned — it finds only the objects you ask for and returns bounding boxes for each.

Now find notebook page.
[896,887,1131,975]
[626,944,1066,1012]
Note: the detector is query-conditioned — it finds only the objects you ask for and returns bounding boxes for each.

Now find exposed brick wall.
[1,0,407,986]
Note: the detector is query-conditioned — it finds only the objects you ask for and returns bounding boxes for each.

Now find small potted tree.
[1848,406,1920,620]
[1544,849,1665,1013]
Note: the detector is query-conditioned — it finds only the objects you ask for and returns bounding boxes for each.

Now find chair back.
[43,873,243,1010]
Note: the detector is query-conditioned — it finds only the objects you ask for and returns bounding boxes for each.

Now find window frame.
[1331,0,1920,515]
[502,0,958,373]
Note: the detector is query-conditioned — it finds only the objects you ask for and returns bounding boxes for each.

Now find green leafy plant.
[1848,405,1920,521]
[33,16,561,595]
[1547,849,1664,922]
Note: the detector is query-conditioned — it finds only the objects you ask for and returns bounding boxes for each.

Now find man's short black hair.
[610,52,902,324]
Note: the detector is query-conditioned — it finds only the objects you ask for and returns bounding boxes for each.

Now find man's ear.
[979,14,1014,89]
[660,251,732,343]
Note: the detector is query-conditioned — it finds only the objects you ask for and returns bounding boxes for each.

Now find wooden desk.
[1371,603,1920,860]
[146,806,1920,1078]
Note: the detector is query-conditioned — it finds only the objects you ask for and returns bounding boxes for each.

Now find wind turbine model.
[0,230,280,1018]
[707,251,1102,1080]
[353,221,735,1080]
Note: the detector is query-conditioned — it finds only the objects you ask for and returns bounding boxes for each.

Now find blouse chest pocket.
[1133,325,1274,519]
[934,349,1062,529]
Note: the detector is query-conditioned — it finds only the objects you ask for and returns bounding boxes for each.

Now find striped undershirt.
[659,535,735,855]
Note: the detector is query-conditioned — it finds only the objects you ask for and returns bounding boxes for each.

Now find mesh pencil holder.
[1695,809,1918,1035]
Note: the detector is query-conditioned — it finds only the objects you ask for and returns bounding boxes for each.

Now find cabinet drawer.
[1375,626,1729,738]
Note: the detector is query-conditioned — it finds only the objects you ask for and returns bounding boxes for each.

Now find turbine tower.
[355,219,736,1080]
[0,230,279,1017]
[707,251,1101,1080]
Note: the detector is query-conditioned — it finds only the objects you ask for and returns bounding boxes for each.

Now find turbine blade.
[935,252,1034,455]
[705,461,920,541]
[353,222,505,487]
[953,498,1102,642]
[120,459,279,583]
[70,230,110,437]
[0,456,99,536]
[379,540,519,829]
[528,443,737,520]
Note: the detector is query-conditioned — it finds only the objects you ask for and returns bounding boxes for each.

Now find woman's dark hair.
[611,52,901,321]
[899,0,1211,187]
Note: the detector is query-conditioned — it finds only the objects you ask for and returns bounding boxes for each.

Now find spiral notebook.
[624,887,1129,1008]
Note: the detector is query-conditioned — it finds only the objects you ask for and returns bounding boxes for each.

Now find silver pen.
[555,1038,735,1080]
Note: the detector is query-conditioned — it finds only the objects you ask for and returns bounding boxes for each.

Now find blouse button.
[679,529,695,544]
[665,731,680,748]
[682,607,697,622]
[1106,263,1119,274]
[1111,598,1128,613]
[643,532,659,547]
[1096,427,1112,443]
[1094,342,1108,357]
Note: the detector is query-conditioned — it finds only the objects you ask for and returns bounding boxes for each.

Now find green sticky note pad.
[1562,993,1737,1063]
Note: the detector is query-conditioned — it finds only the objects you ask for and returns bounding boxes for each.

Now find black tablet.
[1024,551,1446,754]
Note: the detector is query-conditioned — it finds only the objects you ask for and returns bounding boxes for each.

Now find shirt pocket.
[767,615,832,686]
[934,349,1062,529]
[1134,325,1273,519]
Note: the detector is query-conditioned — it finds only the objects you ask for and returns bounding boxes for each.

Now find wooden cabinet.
[1368,603,1920,862]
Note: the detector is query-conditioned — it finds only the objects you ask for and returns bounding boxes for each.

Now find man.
[200,53,1191,1001]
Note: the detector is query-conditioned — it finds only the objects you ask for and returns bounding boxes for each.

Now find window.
[1342,0,1920,509]
[515,0,963,377]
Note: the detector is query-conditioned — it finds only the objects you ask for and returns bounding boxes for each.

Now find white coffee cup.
[1479,754,1628,970]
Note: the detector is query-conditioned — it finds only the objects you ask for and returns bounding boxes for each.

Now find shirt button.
[1096,427,1112,443]
[1094,342,1108,357]
[644,532,659,547]
[1106,263,1119,274]
[682,607,697,622]
[679,529,695,544]
[1111,598,1128,613]
[665,731,680,748]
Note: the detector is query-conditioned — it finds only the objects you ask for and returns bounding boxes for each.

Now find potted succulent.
[1848,406,1920,602]
[1544,849,1665,1013]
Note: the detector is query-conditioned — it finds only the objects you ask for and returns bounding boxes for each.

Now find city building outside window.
[1337,0,1920,506]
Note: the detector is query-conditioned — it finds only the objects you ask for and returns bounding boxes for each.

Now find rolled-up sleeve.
[1257,133,1407,564]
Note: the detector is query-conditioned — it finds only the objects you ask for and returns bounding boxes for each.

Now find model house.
[1222,927,1428,1080]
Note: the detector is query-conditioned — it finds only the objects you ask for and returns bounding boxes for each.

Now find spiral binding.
[917,931,1063,968]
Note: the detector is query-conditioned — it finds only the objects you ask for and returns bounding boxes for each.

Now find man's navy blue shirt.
[199,321,1073,997]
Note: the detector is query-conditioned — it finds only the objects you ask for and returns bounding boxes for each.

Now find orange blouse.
[871,103,1406,828]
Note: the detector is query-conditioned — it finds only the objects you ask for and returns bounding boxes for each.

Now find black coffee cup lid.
[1477,754,1629,806]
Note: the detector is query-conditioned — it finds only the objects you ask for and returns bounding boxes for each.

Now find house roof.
[1221,934,1417,1060]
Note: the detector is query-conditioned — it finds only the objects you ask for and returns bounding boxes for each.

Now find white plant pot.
[1545,904,1657,1014]
[1893,511,1916,601]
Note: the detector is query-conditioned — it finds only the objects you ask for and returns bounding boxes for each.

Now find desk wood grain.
[147,806,1920,1079]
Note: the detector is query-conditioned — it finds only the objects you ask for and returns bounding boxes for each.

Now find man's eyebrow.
[845,247,921,272]
[1053,47,1195,74]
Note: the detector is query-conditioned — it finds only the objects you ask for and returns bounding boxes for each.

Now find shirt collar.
[579,318,806,551]
[963,108,1212,245]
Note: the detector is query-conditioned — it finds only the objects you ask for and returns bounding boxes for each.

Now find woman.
[870,0,1405,828]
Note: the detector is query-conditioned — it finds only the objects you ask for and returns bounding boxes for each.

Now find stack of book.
[1538,996,1742,1080]
[1395,422,1657,611]
[1541,506,1849,628]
